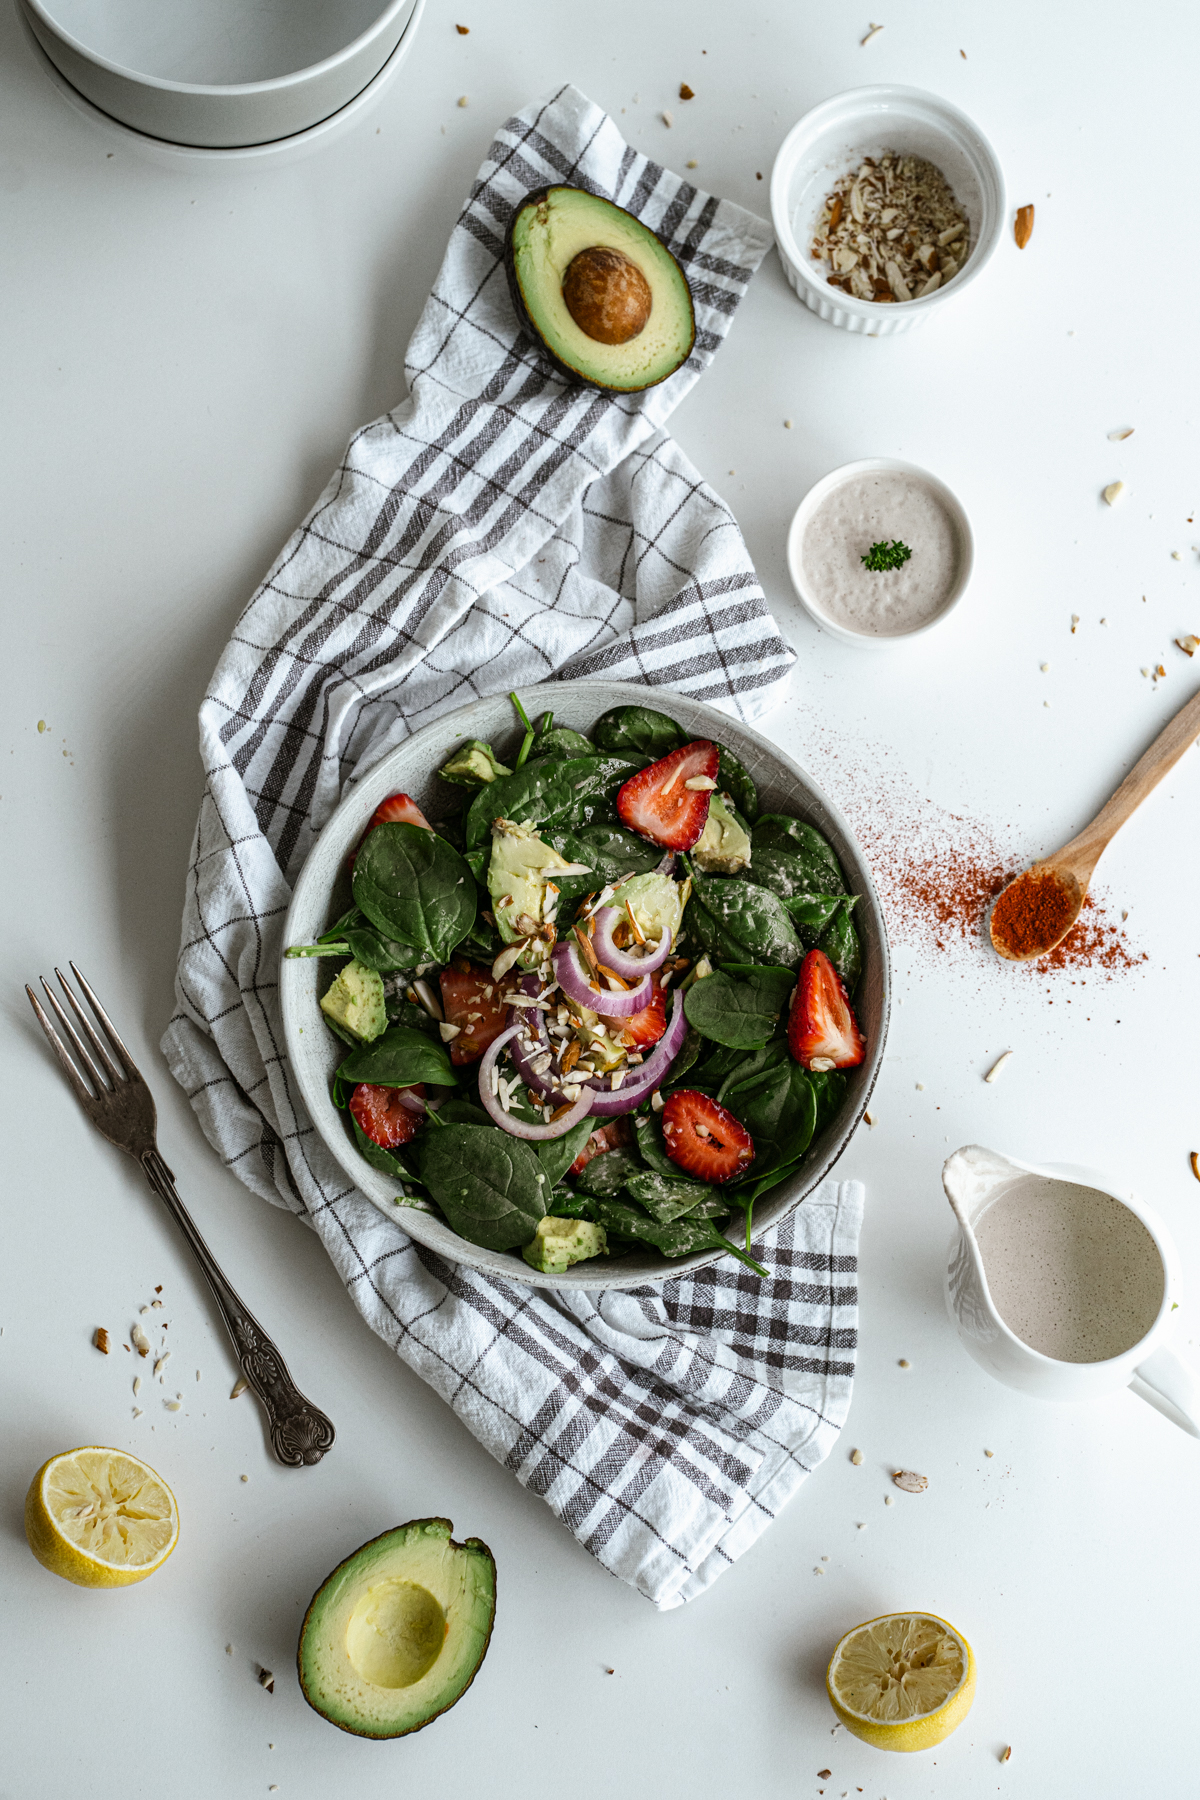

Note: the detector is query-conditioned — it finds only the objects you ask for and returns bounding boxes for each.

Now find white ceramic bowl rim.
[280,680,891,1290]
[24,0,413,96]
[770,82,1005,320]
[786,457,974,645]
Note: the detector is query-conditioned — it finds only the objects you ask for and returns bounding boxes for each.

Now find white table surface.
[3,2,1199,1796]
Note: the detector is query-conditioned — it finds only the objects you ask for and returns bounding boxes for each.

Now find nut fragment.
[230,1376,249,1398]
[985,1051,1013,1084]
[679,82,694,100]
[154,1353,171,1375]
[892,1469,928,1493]
[1013,204,1034,248]
[860,22,884,44]
[661,109,673,127]
[1001,1745,1012,1762]
[1102,481,1125,506]
[131,1322,150,1358]
[1107,426,1134,441]
[93,1327,110,1354]
[1190,1152,1200,1183]
[850,1447,864,1465]
[259,1668,275,1693]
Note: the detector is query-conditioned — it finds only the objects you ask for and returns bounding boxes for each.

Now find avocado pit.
[562,246,653,345]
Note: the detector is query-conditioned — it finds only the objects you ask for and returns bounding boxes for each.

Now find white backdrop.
[2,2,1198,1796]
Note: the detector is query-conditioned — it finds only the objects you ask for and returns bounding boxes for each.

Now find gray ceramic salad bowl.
[279,680,889,1290]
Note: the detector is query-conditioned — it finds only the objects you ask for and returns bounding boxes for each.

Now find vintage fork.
[26,963,334,1468]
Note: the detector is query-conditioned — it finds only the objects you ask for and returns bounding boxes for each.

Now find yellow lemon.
[24,1447,179,1588]
[826,1611,975,1752]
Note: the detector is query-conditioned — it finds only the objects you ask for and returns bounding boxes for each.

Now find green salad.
[287,695,868,1278]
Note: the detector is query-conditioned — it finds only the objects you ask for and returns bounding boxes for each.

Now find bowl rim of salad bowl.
[280,680,890,1291]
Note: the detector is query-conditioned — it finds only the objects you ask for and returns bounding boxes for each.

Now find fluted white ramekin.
[770,85,1005,336]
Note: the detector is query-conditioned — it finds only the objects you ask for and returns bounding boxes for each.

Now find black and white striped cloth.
[162,86,863,1607]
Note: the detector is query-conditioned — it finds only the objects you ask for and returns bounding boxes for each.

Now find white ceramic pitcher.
[943,1145,1200,1436]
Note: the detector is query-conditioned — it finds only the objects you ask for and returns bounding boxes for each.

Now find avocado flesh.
[298,1519,496,1739]
[523,1215,607,1274]
[509,186,695,392]
[615,870,689,949]
[320,961,387,1042]
[692,795,752,875]
[439,740,512,787]
[488,819,589,964]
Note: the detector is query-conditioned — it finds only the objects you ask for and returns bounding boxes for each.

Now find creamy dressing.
[801,470,962,636]
[975,1178,1164,1364]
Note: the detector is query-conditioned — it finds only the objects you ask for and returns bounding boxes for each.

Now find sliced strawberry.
[787,948,866,1070]
[617,976,667,1049]
[616,740,719,851]
[568,1118,633,1179]
[366,792,432,833]
[349,1082,425,1149]
[439,964,508,1066]
[661,1090,755,1184]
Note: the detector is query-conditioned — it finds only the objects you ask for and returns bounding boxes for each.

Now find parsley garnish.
[861,539,913,573]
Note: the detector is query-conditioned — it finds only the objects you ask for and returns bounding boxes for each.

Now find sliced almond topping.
[1102,481,1125,506]
[683,775,717,790]
[230,1376,249,1399]
[93,1327,110,1354]
[892,1469,928,1493]
[1107,426,1134,441]
[1177,635,1200,656]
[131,1323,151,1358]
[1013,203,1034,248]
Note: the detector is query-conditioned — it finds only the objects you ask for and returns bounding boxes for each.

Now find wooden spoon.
[991,683,1200,961]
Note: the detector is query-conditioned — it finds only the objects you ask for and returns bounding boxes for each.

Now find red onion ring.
[581,989,688,1117]
[477,1024,594,1140]
[591,904,671,981]
[506,978,558,1098]
[551,937,652,1017]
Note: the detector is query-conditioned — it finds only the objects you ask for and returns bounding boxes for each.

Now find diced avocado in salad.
[439,739,512,786]
[320,961,387,1042]
[523,1215,608,1275]
[692,793,752,875]
[286,694,867,1278]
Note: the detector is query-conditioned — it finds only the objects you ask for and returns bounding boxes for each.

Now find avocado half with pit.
[297,1519,496,1738]
[506,186,696,392]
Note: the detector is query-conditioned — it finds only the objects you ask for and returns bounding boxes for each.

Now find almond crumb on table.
[850,1447,864,1465]
[92,1327,109,1353]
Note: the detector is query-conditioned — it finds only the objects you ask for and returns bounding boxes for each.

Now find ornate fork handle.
[142,1150,335,1467]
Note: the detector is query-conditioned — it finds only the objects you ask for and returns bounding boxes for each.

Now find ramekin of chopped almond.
[770,84,1006,336]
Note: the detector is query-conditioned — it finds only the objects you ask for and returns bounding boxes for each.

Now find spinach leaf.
[465,755,638,849]
[336,1025,458,1090]
[778,892,846,940]
[752,817,845,890]
[715,1039,791,1106]
[286,905,419,973]
[419,1124,547,1252]
[716,745,759,822]
[548,1191,599,1221]
[590,1198,767,1277]
[592,705,684,760]
[353,823,477,962]
[730,1061,817,1181]
[685,866,804,969]
[434,1097,493,1129]
[634,1113,681,1177]
[529,725,593,762]
[383,995,440,1037]
[536,1116,596,1191]
[541,819,663,917]
[684,966,795,1048]
[817,900,863,994]
[350,1115,421,1186]
[574,1146,644,1198]
[661,1025,705,1091]
[809,1068,849,1135]
[623,1170,716,1223]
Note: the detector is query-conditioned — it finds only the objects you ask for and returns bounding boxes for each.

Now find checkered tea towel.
[162,84,864,1608]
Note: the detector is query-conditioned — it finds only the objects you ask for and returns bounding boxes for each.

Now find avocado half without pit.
[298,1519,496,1738]
[506,186,696,391]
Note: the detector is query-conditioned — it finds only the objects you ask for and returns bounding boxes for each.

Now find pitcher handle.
[1129,1346,1200,1438]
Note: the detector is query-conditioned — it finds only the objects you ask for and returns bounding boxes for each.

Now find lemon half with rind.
[826,1611,975,1752]
[25,1447,179,1588]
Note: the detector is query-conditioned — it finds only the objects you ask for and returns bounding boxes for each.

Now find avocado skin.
[504,185,696,393]
[297,1518,496,1739]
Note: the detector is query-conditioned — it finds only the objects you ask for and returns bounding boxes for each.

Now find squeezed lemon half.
[25,1447,179,1588]
[826,1611,975,1752]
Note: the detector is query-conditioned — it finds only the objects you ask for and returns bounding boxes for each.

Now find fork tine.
[68,963,139,1081]
[26,984,96,1106]
[39,979,109,1093]
[55,967,125,1086]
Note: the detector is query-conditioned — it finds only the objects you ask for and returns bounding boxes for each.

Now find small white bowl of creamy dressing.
[786,458,973,647]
